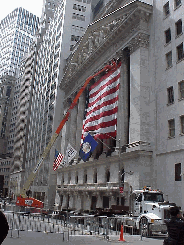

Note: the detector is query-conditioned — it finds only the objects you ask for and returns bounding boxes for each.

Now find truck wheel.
[139,217,150,237]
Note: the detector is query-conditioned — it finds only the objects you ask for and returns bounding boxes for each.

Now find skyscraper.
[0,8,39,197]
[11,0,93,208]
[0,8,39,76]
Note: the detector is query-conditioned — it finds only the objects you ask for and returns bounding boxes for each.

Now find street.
[3,231,165,245]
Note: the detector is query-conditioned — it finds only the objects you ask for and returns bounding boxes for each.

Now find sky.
[0,0,44,21]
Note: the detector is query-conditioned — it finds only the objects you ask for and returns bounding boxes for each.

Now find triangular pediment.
[60,0,152,89]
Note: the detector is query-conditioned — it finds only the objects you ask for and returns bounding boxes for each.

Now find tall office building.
[12,0,93,208]
[0,8,39,76]
[0,8,39,197]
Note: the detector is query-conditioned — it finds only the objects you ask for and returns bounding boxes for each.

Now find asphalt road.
[2,231,165,245]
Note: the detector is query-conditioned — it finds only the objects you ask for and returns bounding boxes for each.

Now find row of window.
[166,42,183,68]
[73,4,86,12]
[72,24,85,32]
[168,115,184,137]
[0,168,10,172]
[75,0,91,3]
[163,0,181,17]
[0,161,11,166]
[72,13,85,21]
[165,19,182,44]
[167,80,184,104]
[71,35,81,42]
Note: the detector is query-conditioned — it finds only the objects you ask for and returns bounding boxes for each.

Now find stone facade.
[56,0,154,211]
[56,0,184,212]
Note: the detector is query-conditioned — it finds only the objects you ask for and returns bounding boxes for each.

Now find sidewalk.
[2,230,165,245]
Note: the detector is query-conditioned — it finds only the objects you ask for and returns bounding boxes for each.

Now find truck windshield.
[143,193,164,202]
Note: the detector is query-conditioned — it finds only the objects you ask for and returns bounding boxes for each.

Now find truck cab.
[133,188,164,217]
[130,187,174,236]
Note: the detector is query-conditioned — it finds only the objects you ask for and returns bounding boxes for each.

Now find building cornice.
[60,1,152,98]
[57,150,153,173]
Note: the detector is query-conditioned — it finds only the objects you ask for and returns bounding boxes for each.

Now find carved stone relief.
[61,3,152,89]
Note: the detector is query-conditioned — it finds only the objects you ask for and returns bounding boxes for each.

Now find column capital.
[128,33,150,54]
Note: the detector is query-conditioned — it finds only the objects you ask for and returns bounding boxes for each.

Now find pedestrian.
[0,210,9,244]
[164,206,184,245]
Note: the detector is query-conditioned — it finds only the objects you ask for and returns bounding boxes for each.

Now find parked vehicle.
[114,186,175,236]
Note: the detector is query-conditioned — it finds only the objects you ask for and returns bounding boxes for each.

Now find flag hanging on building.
[79,133,98,162]
[82,62,121,140]
[63,143,77,166]
[53,149,64,171]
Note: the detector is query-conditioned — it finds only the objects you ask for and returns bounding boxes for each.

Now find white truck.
[120,186,176,236]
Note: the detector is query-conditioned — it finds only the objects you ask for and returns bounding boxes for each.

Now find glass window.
[180,115,184,134]
[168,119,175,137]
[175,163,181,181]
[144,192,164,202]
[175,19,182,36]
[166,51,172,68]
[177,43,183,61]
[163,2,170,16]
[179,80,184,99]
[165,28,171,43]
[167,86,174,104]
[73,4,77,10]
[175,0,181,8]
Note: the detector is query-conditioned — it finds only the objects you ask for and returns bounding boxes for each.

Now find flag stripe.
[82,62,121,140]
[84,107,118,127]
[87,91,119,114]
[87,84,120,110]
[89,65,121,92]
[89,73,120,101]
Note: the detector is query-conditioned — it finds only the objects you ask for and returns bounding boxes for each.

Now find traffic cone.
[119,224,126,242]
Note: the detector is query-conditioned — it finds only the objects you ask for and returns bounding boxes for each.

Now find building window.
[174,0,181,8]
[175,19,182,36]
[175,163,181,181]
[166,51,172,68]
[163,2,170,17]
[165,28,171,43]
[177,43,183,61]
[106,170,110,182]
[180,115,184,134]
[70,45,74,51]
[75,172,78,184]
[167,86,174,104]
[168,119,175,137]
[93,170,97,183]
[73,4,78,10]
[179,80,184,99]
[71,35,80,42]
[84,171,87,183]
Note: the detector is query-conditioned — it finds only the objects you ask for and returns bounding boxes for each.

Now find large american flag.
[53,149,64,171]
[82,62,121,140]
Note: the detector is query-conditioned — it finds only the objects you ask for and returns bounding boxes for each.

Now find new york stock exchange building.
[54,0,184,212]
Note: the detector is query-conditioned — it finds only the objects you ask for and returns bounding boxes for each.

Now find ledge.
[176,57,184,64]
[174,3,182,11]
[175,32,183,39]
[165,64,173,71]
[167,136,175,140]
[167,102,174,106]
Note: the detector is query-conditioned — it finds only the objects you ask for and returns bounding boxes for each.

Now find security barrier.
[4,211,139,241]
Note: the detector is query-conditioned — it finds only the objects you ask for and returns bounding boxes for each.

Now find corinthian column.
[69,94,78,148]
[116,49,130,147]
[75,91,86,153]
